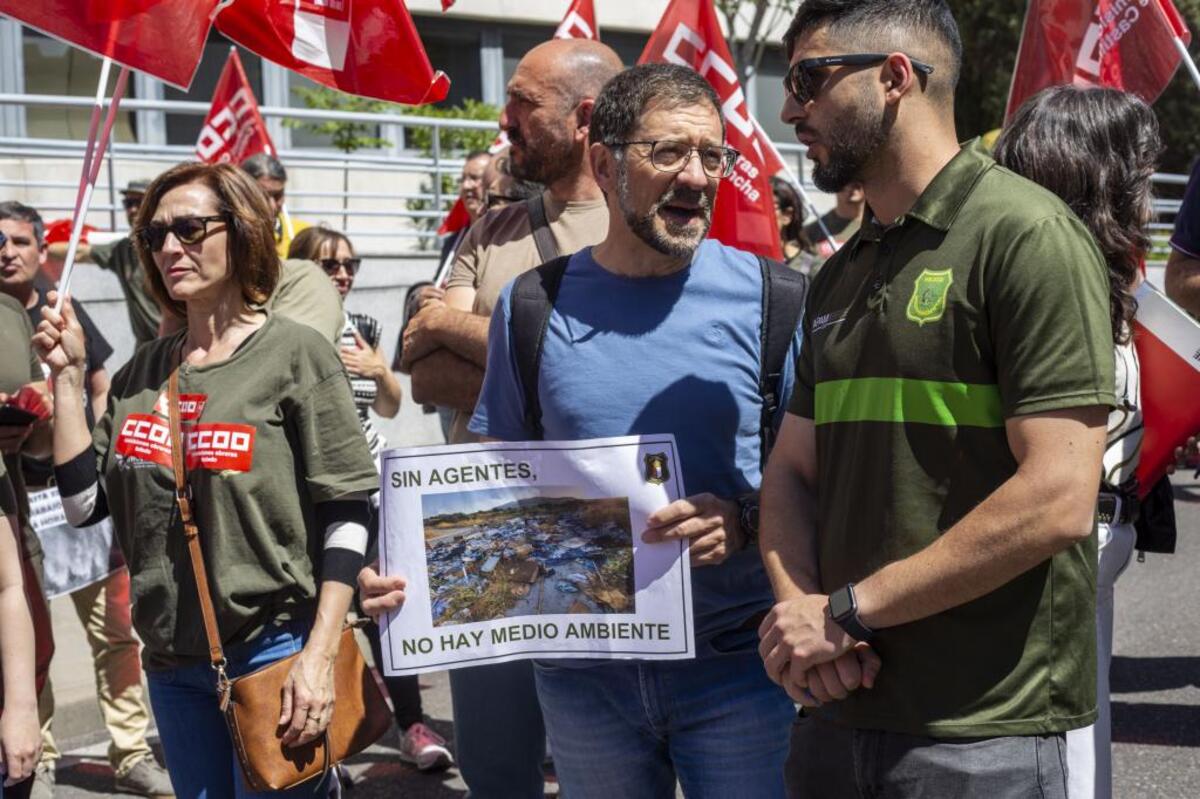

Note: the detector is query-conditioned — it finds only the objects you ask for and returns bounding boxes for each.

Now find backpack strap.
[758,256,809,469]
[510,255,573,439]
[525,194,561,264]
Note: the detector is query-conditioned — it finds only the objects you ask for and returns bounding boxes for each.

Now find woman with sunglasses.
[32,162,379,797]
[287,227,401,459]
[286,226,454,772]
[994,85,1161,799]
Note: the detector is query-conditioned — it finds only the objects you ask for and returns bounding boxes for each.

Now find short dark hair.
[783,0,962,101]
[771,177,810,250]
[0,201,45,247]
[240,152,288,183]
[589,64,724,147]
[465,149,490,162]
[994,85,1162,346]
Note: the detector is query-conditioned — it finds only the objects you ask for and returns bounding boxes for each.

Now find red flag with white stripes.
[196,49,276,165]
[1131,281,1200,495]
[639,0,782,260]
[0,0,217,89]
[1007,0,1192,119]
[555,0,599,40]
[214,0,450,106]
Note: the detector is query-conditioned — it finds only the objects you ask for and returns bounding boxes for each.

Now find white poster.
[378,436,694,675]
[27,487,118,599]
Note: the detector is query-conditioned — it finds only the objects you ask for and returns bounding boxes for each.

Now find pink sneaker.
[399,722,454,772]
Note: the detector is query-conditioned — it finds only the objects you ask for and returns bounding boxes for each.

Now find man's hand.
[340,330,388,380]
[758,594,855,684]
[358,563,407,619]
[400,305,449,372]
[413,285,445,312]
[781,643,882,707]
[642,493,744,567]
[1171,435,1200,474]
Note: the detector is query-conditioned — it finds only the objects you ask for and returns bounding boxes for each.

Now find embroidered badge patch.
[906,269,954,326]
[644,453,669,485]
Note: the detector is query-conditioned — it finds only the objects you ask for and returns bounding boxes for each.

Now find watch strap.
[830,585,874,642]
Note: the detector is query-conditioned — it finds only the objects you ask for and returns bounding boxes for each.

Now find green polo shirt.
[790,140,1114,737]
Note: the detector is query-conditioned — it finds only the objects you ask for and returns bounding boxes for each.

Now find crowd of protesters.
[0,0,1197,797]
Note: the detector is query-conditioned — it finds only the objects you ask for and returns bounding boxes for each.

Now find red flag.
[639,0,782,260]
[0,0,217,89]
[1007,0,1192,119]
[442,0,455,8]
[214,0,450,106]
[555,0,599,40]
[196,49,276,166]
[1132,281,1200,496]
[437,198,472,236]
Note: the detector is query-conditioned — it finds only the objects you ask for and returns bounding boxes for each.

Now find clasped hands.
[758,594,881,707]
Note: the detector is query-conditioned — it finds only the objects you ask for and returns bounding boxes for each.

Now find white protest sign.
[378,436,694,675]
[28,487,118,599]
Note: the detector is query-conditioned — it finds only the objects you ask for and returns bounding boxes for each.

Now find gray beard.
[616,160,712,258]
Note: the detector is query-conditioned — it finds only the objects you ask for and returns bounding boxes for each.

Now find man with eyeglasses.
[462,61,801,798]
[49,178,166,346]
[0,201,175,799]
[389,37,622,798]
[757,2,1114,796]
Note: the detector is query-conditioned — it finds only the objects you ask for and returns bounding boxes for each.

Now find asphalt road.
[51,475,1200,798]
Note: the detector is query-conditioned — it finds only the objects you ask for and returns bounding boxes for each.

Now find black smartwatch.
[735,494,759,545]
[828,583,873,642]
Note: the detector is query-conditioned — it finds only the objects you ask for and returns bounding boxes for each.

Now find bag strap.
[757,256,809,470]
[510,255,572,440]
[525,193,561,264]
[168,366,227,673]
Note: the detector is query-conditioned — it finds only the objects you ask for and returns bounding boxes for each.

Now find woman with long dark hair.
[994,84,1161,799]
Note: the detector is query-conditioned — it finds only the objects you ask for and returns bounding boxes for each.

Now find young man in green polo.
[758,2,1114,796]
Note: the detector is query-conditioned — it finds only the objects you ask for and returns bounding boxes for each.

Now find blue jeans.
[534,651,794,799]
[147,620,330,798]
[448,659,546,799]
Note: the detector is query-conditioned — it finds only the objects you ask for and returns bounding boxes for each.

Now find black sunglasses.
[785,53,934,105]
[318,257,361,276]
[136,215,226,252]
[122,196,143,211]
[485,193,525,209]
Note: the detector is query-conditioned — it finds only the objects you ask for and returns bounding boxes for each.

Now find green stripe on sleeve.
[815,378,1004,427]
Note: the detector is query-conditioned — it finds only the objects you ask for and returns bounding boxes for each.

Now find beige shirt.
[445,191,609,442]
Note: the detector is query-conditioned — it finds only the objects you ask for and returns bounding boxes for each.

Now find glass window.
[23,30,136,142]
[163,37,264,148]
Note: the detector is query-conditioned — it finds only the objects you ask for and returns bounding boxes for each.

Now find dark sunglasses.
[122,196,143,211]
[318,257,361,276]
[136,215,226,252]
[485,193,525,209]
[785,53,934,105]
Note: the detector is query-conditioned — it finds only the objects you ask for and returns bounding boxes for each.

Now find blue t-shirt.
[469,240,803,654]
[1171,158,1200,258]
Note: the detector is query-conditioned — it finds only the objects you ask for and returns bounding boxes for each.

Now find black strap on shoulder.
[525,194,560,265]
[758,255,809,468]
[510,254,572,439]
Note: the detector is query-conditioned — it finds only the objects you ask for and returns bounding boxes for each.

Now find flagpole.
[73,58,112,222]
[57,66,131,312]
[1172,36,1200,93]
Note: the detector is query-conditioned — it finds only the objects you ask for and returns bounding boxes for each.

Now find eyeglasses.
[611,140,740,179]
[317,257,361,276]
[136,215,226,252]
[122,196,143,211]
[784,53,934,105]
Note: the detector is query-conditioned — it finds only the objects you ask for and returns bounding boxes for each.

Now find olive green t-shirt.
[789,140,1114,737]
[267,258,345,346]
[94,314,378,669]
[90,236,162,345]
[0,293,44,561]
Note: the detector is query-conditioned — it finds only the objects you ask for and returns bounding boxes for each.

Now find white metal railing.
[0,92,1187,258]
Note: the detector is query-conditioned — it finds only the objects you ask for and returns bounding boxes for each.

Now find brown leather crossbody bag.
[167,367,391,791]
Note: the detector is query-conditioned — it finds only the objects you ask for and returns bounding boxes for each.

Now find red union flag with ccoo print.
[196,49,276,165]
[555,0,599,40]
[1131,281,1200,496]
[1006,0,1191,119]
[639,0,782,260]
[214,0,450,106]
[0,0,218,89]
